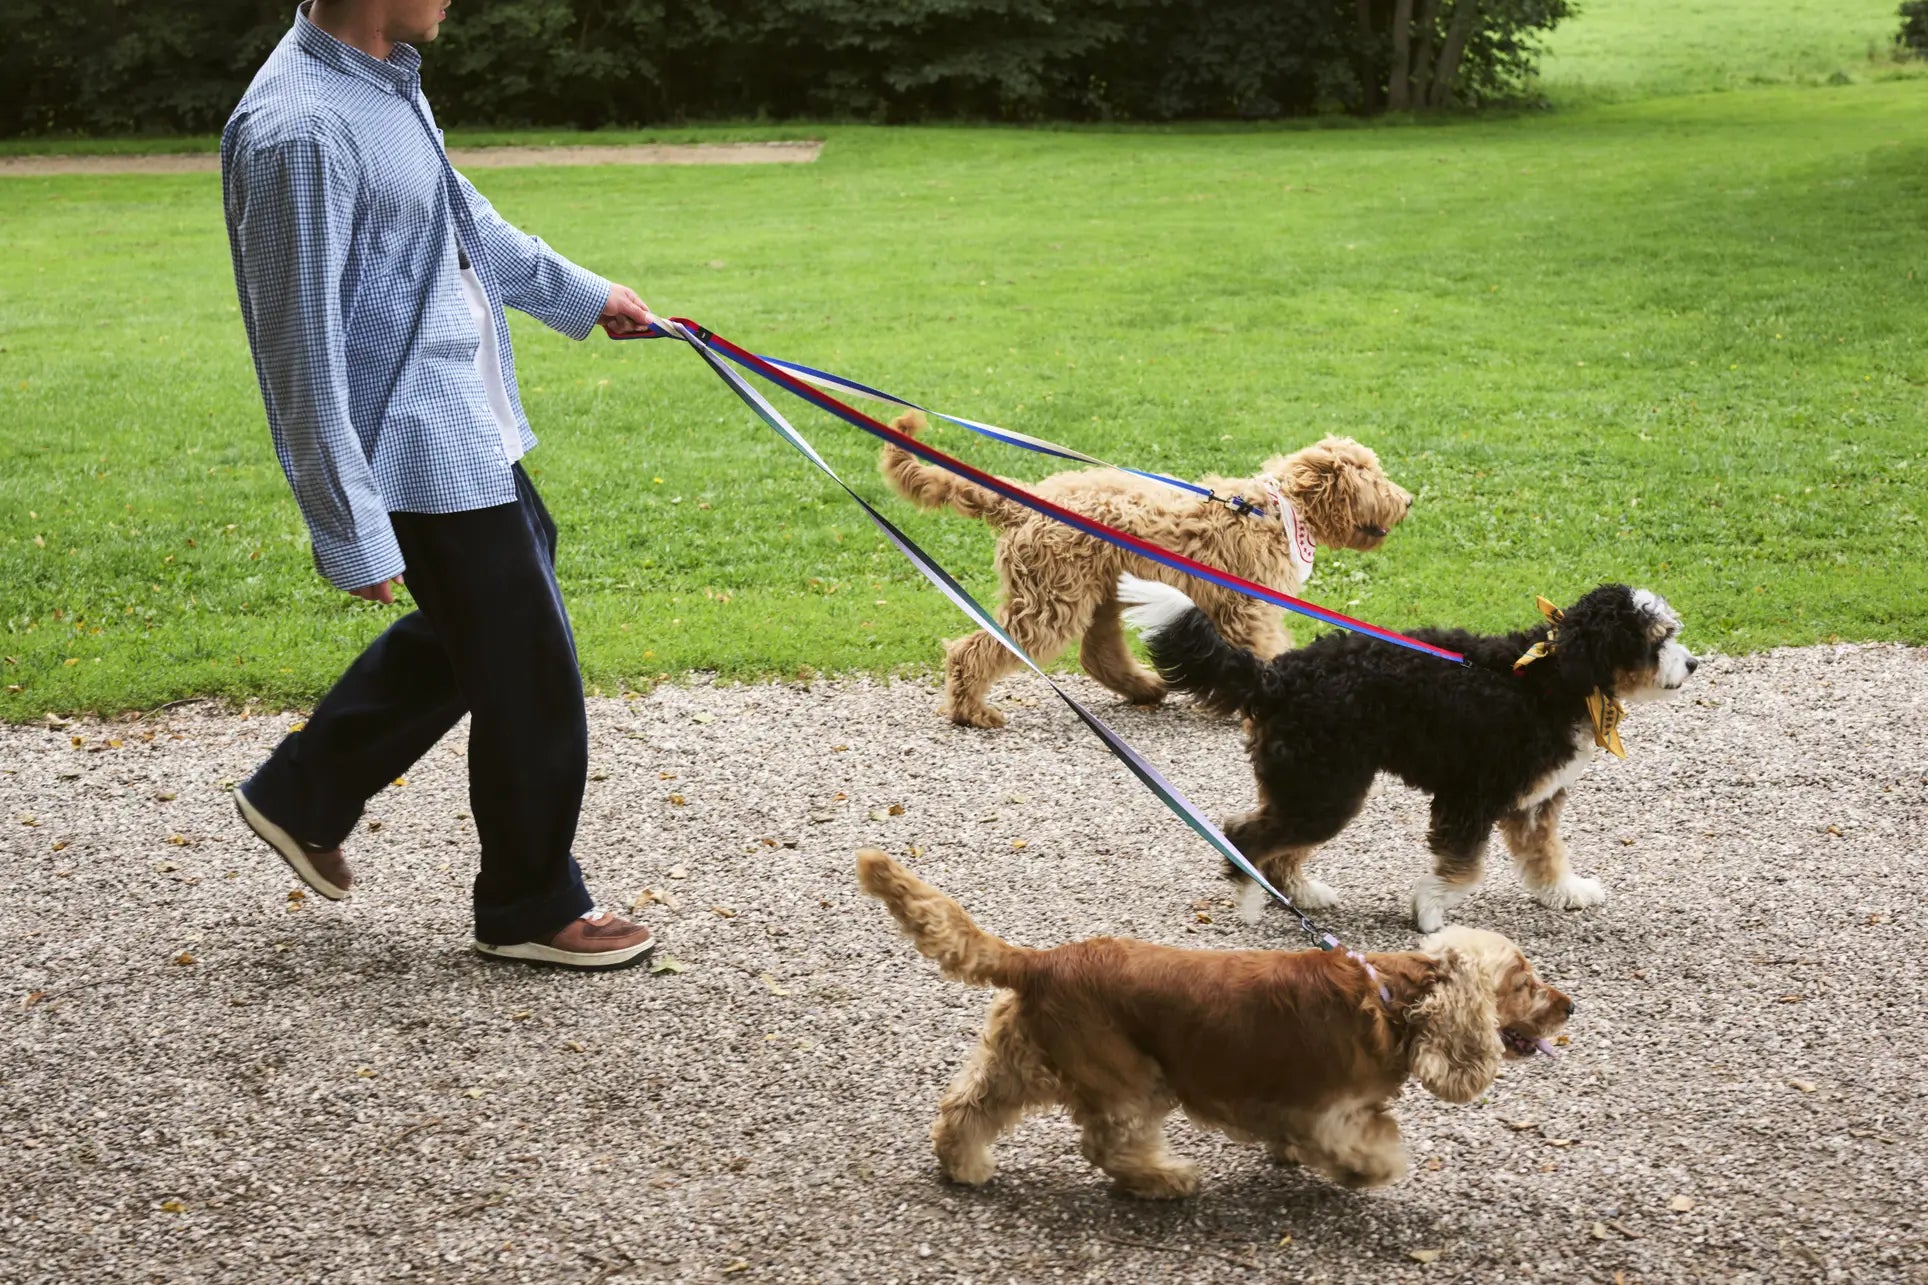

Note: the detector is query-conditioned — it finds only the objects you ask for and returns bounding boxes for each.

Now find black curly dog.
[1118,577,1697,932]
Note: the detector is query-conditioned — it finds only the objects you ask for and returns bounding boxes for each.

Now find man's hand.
[348,575,405,605]
[599,284,654,337]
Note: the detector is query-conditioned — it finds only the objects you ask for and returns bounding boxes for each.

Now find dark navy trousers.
[244,464,593,944]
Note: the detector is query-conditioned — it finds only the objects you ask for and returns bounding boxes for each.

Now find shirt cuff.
[545,259,611,342]
[308,517,406,593]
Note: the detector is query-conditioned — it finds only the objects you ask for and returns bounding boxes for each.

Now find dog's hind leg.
[932,994,1055,1185]
[1412,797,1496,933]
[1222,775,1370,922]
[1499,789,1606,914]
[942,630,1026,729]
[1079,595,1166,705]
[943,580,1089,728]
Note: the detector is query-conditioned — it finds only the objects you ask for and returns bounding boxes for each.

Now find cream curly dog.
[879,414,1413,727]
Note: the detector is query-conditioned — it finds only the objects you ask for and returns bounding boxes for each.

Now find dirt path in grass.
[0,140,821,176]
[2,644,1924,1283]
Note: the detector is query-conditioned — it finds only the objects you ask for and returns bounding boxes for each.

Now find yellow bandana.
[1585,688,1628,759]
[1512,596,1565,673]
[1514,594,1630,758]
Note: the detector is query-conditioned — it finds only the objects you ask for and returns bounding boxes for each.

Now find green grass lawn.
[3,33,1926,718]
[1536,0,1919,103]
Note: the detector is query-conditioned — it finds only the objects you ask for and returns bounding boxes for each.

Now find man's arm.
[451,168,651,338]
[230,134,404,593]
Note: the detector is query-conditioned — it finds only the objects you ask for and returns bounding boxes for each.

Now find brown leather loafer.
[234,787,353,900]
[473,910,656,969]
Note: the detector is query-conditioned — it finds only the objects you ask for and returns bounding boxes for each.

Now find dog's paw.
[1286,876,1340,911]
[941,701,1007,730]
[939,1150,996,1185]
[1116,1163,1200,1200]
[1411,875,1474,934]
[1533,872,1607,912]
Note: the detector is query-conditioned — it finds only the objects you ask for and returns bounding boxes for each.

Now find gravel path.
[0,141,821,177]
[3,644,1924,1283]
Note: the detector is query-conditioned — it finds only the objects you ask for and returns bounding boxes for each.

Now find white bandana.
[1260,476,1317,586]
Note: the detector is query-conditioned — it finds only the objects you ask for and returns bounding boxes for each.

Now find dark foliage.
[0,0,1572,135]
[1901,0,1928,59]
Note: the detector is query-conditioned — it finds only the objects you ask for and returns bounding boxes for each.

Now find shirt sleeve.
[452,167,612,341]
[229,134,405,591]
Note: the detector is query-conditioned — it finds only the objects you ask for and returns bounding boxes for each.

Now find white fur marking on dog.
[1117,574,1197,637]
[1411,875,1477,934]
[1235,879,1270,925]
[1531,871,1607,912]
[1516,730,1596,811]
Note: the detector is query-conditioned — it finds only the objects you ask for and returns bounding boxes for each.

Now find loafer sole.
[234,787,350,900]
[472,937,656,970]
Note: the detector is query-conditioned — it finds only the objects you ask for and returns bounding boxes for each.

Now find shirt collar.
[294,2,422,93]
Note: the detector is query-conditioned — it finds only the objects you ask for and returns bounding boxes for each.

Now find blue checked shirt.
[222,6,611,589]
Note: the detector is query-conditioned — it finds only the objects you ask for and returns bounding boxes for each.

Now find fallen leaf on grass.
[710,906,735,918]
[50,840,68,852]
[1408,1249,1442,1263]
[153,861,180,873]
[691,713,714,725]
[1504,1119,1540,1131]
[1670,1195,1696,1212]
[1590,1223,1610,1241]
[760,973,792,996]
[867,809,891,822]
[23,991,46,1010]
[1789,1079,1817,1093]
[1011,840,1027,850]
[563,1040,586,1053]
[166,834,189,846]
[462,1088,485,1099]
[649,957,689,975]
[174,952,197,966]
[153,791,177,802]
[355,1067,376,1079]
[1546,1137,1576,1147]
[809,812,835,824]
[160,1199,187,1214]
[668,794,686,806]
[667,865,688,880]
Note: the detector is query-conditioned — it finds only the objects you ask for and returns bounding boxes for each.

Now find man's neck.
[308,0,396,62]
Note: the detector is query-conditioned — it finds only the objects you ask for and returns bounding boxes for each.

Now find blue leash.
[637,317,1345,945]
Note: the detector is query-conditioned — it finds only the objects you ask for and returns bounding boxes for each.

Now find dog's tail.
[878,412,1025,527]
[857,848,1037,988]
[1118,574,1270,715]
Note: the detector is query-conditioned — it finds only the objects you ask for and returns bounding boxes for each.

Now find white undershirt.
[457,255,523,465]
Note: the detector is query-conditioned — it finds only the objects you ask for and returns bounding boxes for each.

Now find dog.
[857,848,1571,1196]
[1117,577,1697,932]
[879,414,1413,727]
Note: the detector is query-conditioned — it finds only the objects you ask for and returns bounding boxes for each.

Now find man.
[222,0,656,968]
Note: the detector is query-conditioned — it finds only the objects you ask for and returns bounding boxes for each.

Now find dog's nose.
[1564,999,1576,1017]
[1404,493,1415,510]
[1685,656,1699,675]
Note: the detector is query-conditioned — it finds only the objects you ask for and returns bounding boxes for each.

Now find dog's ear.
[1553,584,1643,697]
[1407,946,1501,1103]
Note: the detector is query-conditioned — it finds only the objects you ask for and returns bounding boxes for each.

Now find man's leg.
[389,466,601,948]
[241,610,467,855]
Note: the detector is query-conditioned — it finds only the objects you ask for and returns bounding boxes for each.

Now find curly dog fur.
[1119,578,1698,932]
[879,413,1413,727]
[857,848,1572,1197]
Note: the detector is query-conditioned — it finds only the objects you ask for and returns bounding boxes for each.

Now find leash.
[620,316,1347,948]
[625,319,1465,664]
[749,352,1274,519]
